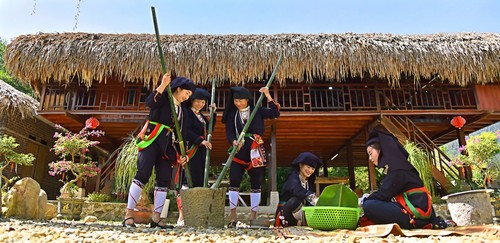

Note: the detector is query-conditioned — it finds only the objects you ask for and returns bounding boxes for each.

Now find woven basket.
[303,206,361,230]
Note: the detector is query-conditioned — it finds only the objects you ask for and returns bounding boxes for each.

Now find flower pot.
[442,189,494,226]
[180,187,227,228]
[132,205,153,224]
[57,197,85,220]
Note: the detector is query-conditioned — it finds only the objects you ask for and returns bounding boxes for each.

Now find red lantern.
[85,117,100,129]
[450,116,466,129]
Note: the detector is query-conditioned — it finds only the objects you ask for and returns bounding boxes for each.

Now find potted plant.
[48,117,104,220]
[443,130,500,226]
[453,130,500,188]
[114,135,155,224]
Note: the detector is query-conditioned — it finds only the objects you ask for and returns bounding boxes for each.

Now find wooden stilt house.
[5,32,500,197]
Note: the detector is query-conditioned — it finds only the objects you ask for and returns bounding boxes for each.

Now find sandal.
[150,219,173,229]
[122,217,136,228]
[227,220,238,228]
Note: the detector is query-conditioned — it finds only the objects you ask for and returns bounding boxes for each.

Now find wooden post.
[366,129,378,191]
[347,142,356,190]
[457,128,472,180]
[323,162,329,177]
[269,123,277,192]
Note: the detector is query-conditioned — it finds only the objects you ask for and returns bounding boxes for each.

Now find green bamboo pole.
[203,80,217,187]
[151,6,192,188]
[211,56,283,189]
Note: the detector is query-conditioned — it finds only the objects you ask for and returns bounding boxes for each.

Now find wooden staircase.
[95,121,146,193]
[380,115,460,194]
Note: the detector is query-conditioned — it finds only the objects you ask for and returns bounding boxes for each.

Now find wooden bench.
[315,176,350,196]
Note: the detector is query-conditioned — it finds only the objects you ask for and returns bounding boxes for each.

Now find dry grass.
[5,33,500,95]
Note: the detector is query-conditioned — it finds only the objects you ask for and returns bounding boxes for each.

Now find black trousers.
[363,199,438,229]
[188,146,207,188]
[276,196,303,226]
[229,162,265,190]
[134,130,174,188]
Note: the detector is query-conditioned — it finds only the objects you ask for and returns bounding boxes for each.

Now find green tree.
[0,38,36,98]
[0,135,35,189]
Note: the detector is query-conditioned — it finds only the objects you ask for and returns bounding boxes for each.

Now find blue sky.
[1,0,499,42]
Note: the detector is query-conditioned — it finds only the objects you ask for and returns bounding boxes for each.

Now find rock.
[83,216,98,223]
[4,177,42,219]
[45,203,57,220]
[36,190,48,220]
[181,188,226,228]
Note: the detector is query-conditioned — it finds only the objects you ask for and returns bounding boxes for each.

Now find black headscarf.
[170,77,196,93]
[291,152,323,169]
[290,152,322,183]
[221,87,253,124]
[366,129,415,172]
[186,88,210,108]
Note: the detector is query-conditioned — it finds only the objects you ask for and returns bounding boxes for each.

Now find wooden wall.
[475,84,500,111]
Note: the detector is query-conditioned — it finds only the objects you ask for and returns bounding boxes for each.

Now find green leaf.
[316,184,358,208]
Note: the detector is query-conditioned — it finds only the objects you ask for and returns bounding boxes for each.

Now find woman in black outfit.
[274,152,322,227]
[362,129,448,229]
[123,73,195,229]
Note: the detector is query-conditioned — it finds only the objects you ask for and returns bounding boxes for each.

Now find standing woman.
[174,88,216,226]
[123,73,195,229]
[362,129,448,229]
[274,152,322,227]
[222,86,280,227]
[184,88,216,187]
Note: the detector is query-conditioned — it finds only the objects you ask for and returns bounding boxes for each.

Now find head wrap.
[170,77,196,93]
[291,152,323,169]
[222,87,253,123]
[186,88,210,108]
[231,87,252,100]
[366,129,415,172]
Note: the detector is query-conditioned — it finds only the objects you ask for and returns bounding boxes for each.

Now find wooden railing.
[95,146,120,192]
[40,83,477,112]
[95,121,146,192]
[387,115,460,182]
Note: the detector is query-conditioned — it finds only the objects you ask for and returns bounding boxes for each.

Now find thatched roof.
[0,80,39,118]
[5,32,500,93]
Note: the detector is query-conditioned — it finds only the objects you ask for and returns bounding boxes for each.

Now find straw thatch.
[5,32,500,93]
[0,80,39,118]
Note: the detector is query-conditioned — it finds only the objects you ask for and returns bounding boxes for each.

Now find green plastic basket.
[302,206,361,230]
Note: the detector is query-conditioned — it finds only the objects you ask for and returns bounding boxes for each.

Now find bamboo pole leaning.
[151,6,193,187]
[203,80,217,188]
[211,56,283,189]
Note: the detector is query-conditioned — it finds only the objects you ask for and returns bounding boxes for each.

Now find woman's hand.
[201,140,212,150]
[156,73,171,93]
[178,155,189,167]
[232,140,243,152]
[306,194,319,206]
[209,103,217,112]
[138,120,149,140]
[259,87,273,101]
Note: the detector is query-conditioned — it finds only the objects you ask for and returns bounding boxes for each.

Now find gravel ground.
[0,218,497,243]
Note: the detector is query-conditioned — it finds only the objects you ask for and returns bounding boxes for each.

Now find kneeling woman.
[274,152,322,227]
[363,129,448,229]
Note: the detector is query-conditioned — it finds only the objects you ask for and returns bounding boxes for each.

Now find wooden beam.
[64,111,86,125]
[379,115,408,144]
[331,116,381,158]
[347,142,356,190]
[269,123,277,192]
